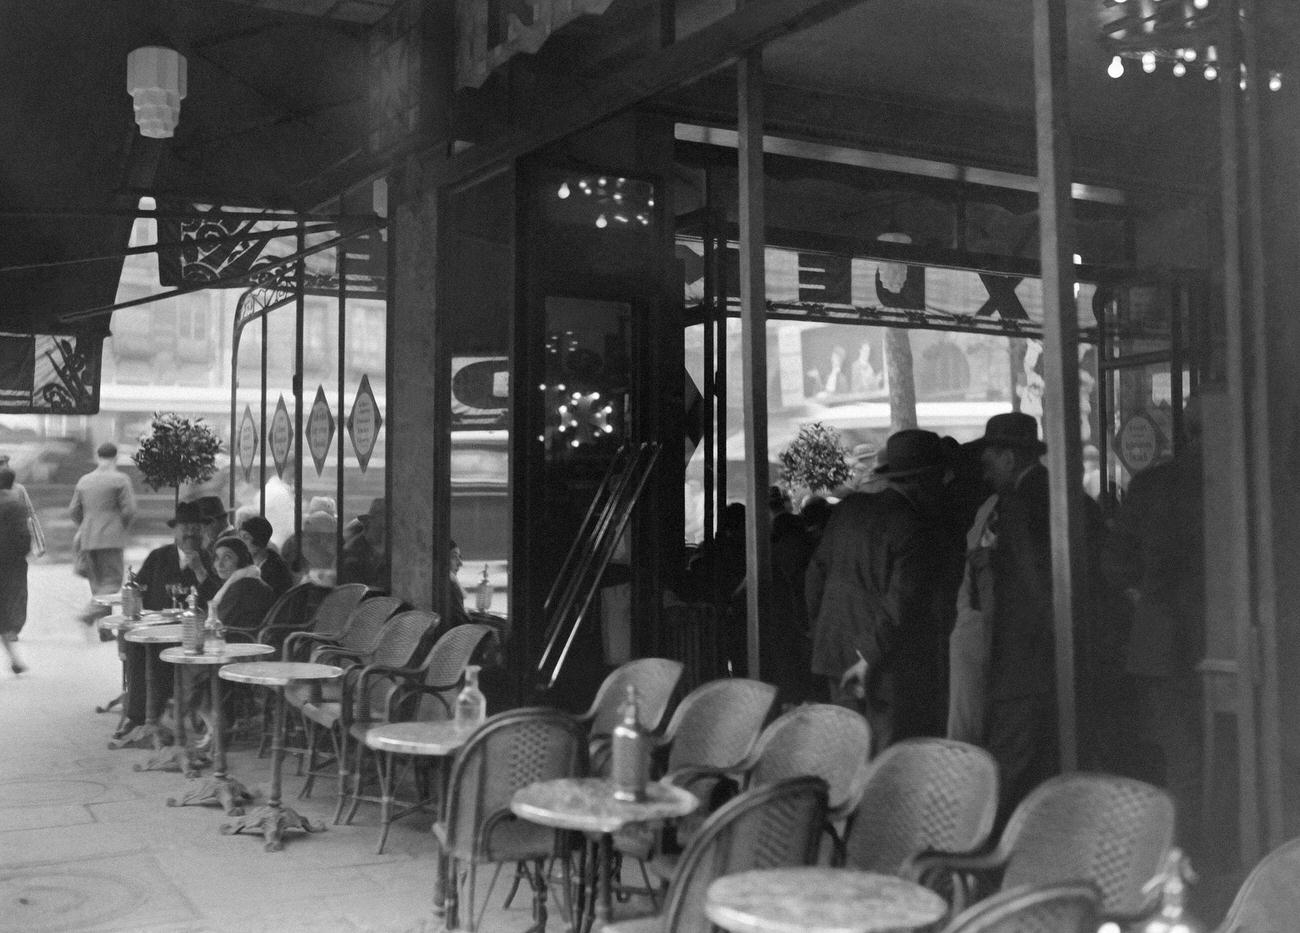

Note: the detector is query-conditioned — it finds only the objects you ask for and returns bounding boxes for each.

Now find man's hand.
[839,656,869,699]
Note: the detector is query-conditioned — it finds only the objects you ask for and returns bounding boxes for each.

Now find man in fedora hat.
[341,497,387,588]
[964,411,1060,822]
[112,499,222,744]
[806,429,960,748]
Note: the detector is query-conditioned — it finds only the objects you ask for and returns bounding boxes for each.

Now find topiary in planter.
[778,421,851,506]
[132,412,223,508]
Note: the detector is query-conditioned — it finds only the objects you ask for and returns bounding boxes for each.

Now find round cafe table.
[512,777,698,933]
[162,643,276,814]
[111,624,183,752]
[218,661,343,851]
[705,867,948,933]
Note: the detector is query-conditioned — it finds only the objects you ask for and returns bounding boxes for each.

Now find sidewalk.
[0,562,588,932]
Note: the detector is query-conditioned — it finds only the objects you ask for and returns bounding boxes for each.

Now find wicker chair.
[278,595,405,761]
[298,609,437,816]
[434,708,587,933]
[843,738,998,876]
[579,658,684,775]
[908,772,1174,924]
[221,580,329,647]
[603,776,830,933]
[939,882,1101,933]
[343,622,498,850]
[276,582,370,660]
[1214,836,1300,933]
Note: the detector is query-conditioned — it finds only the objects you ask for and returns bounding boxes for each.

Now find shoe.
[112,719,140,740]
[11,662,25,675]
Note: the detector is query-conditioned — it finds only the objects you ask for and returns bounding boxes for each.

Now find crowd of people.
[687,406,1205,845]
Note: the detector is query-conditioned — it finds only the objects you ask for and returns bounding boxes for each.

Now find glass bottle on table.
[475,564,493,613]
[204,605,226,655]
[121,566,142,620]
[454,664,487,733]
[611,685,648,802]
[181,587,204,655]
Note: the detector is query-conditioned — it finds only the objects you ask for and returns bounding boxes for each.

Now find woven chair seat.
[301,701,341,730]
[939,882,1100,933]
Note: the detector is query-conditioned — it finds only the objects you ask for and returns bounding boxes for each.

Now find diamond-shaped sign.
[269,395,293,479]
[347,374,384,473]
[238,405,258,483]
[306,385,335,477]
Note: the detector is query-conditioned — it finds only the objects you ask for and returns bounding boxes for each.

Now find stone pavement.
[0,558,625,933]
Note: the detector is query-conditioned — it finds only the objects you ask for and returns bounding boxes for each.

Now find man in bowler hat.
[806,429,959,749]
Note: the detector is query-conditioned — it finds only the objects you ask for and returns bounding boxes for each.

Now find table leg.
[595,832,613,931]
[221,684,327,851]
[433,758,450,917]
[108,645,173,750]
[141,662,209,775]
[170,666,252,815]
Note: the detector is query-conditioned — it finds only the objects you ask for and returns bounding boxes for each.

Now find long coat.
[0,490,29,635]
[68,466,136,550]
[805,488,947,682]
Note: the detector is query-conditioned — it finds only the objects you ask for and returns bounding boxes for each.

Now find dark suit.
[806,487,952,745]
[983,463,1058,821]
[0,491,30,637]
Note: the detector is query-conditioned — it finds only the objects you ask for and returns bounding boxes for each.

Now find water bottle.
[475,564,493,613]
[180,587,204,655]
[204,606,226,655]
[454,664,487,733]
[611,685,649,802]
[121,566,142,620]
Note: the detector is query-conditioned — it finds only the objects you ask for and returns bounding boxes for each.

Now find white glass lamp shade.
[126,46,187,138]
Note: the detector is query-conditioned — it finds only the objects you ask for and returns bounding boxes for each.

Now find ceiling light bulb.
[595,214,608,229]
[1204,64,1218,80]
[1270,71,1283,92]
[1108,55,1125,79]
[1183,48,1197,62]
[1206,45,1217,63]
[1142,52,1156,73]
[1173,61,1187,77]
[1194,0,1208,8]
[557,182,571,199]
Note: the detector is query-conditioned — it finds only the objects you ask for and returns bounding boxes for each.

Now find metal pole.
[1217,0,1261,866]
[738,49,772,680]
[1032,0,1083,772]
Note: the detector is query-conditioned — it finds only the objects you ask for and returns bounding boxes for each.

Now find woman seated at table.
[191,536,277,741]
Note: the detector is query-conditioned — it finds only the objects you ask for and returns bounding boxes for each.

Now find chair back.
[582,658,684,736]
[844,738,998,875]
[662,678,777,774]
[308,583,369,640]
[442,707,586,863]
[1215,836,1300,933]
[940,882,1100,933]
[337,596,405,656]
[254,580,329,641]
[414,623,496,720]
[658,776,829,933]
[368,609,438,670]
[999,773,1174,915]
[745,703,871,816]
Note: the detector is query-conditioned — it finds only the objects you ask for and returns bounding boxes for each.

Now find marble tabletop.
[124,624,185,645]
[97,611,182,635]
[220,661,345,687]
[705,867,947,933]
[511,777,698,834]
[161,643,276,665]
[363,720,468,755]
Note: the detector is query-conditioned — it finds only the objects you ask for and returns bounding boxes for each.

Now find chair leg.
[299,720,317,799]
[502,862,528,909]
[529,857,550,933]
[345,731,369,826]
[445,856,462,932]
[374,749,393,854]
[330,727,350,824]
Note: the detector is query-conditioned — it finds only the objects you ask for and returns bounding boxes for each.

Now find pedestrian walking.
[0,467,31,674]
[69,442,136,628]
[0,453,45,560]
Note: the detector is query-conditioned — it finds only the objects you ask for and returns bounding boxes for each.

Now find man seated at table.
[115,500,221,739]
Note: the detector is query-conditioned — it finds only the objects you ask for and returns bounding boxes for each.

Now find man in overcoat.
[69,442,136,627]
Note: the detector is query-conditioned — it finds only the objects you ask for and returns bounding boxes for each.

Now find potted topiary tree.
[132,412,223,508]
[778,421,851,508]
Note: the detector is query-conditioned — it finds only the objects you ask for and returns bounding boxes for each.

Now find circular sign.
[237,406,257,482]
[1116,410,1162,475]
[269,395,293,478]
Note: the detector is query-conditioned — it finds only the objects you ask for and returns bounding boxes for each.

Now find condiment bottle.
[611,685,648,802]
[454,664,487,733]
[475,564,493,613]
[180,587,204,655]
[121,566,142,620]
[1139,848,1206,933]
